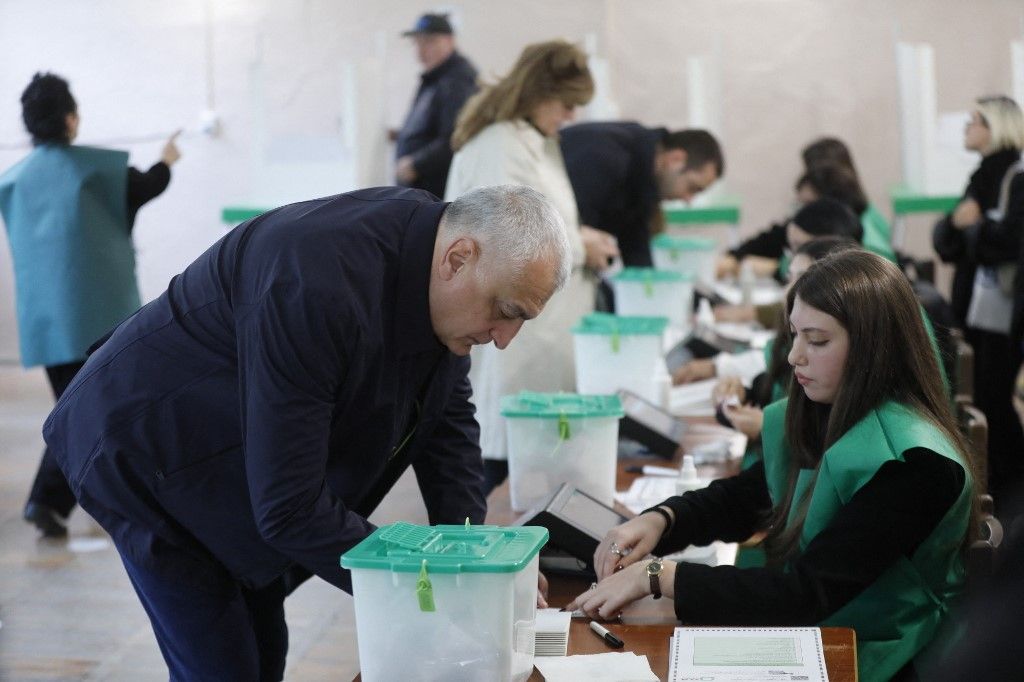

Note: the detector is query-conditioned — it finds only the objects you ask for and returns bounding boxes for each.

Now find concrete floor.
[0,364,431,681]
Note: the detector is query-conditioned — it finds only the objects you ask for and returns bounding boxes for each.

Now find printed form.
[668,627,828,682]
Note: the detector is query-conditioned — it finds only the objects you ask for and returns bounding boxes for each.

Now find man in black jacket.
[394,13,477,198]
[561,123,723,268]
[43,185,570,680]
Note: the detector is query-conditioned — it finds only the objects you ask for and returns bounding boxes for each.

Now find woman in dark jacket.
[932,94,1024,510]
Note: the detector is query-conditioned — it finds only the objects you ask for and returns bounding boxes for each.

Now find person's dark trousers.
[481,458,509,498]
[27,360,86,516]
[967,327,1024,519]
[120,552,289,682]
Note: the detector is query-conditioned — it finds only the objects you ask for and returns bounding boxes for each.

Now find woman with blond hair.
[934,94,1024,509]
[445,39,619,494]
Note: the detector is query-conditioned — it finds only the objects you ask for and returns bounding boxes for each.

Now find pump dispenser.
[675,454,701,496]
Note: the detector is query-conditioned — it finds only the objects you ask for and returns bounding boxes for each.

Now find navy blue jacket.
[395,51,478,198]
[44,187,486,592]
[560,122,664,267]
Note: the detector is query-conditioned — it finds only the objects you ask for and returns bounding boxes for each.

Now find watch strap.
[648,559,663,600]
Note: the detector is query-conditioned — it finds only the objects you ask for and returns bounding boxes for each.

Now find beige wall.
[604,0,1021,246]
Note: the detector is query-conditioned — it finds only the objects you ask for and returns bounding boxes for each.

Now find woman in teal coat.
[0,73,180,536]
[570,250,978,682]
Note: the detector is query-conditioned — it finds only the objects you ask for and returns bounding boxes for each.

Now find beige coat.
[445,120,595,458]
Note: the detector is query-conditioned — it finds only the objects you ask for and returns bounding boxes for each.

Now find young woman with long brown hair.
[569,250,979,682]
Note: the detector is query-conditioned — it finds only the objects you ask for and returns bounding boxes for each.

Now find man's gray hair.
[442,185,572,290]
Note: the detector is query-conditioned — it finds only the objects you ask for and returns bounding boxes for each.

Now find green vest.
[0,144,138,367]
[860,204,898,263]
[761,399,971,682]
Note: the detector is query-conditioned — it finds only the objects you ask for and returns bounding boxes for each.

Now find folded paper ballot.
[535,608,571,656]
[533,651,659,681]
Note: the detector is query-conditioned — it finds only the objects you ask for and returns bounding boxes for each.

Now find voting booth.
[341,522,548,682]
[572,312,669,406]
[611,267,693,333]
[650,234,717,285]
[501,391,624,512]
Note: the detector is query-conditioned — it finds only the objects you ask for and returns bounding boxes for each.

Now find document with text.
[668,627,828,682]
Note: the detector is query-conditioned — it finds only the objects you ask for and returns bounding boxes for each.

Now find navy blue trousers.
[120,552,289,681]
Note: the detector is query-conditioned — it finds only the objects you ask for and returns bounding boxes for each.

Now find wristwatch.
[646,557,664,600]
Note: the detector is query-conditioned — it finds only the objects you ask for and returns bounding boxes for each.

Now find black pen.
[589,620,624,648]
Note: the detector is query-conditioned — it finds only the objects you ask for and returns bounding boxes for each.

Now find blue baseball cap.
[402,13,453,36]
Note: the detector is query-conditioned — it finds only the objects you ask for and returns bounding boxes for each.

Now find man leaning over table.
[43,184,570,681]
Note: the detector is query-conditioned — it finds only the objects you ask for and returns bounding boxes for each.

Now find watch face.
[647,559,662,575]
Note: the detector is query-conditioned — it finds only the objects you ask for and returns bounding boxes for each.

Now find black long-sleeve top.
[933,148,1023,325]
[649,450,964,625]
[126,161,171,230]
[561,122,664,267]
[395,51,478,198]
[728,221,788,261]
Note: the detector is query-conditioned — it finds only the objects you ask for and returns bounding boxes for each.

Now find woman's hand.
[580,225,620,272]
[672,358,715,385]
[593,512,667,581]
[723,403,764,441]
[743,255,781,278]
[161,130,182,166]
[395,155,417,184]
[712,376,746,404]
[566,558,677,621]
[714,304,756,323]
[951,198,982,229]
[537,571,549,608]
[716,254,739,279]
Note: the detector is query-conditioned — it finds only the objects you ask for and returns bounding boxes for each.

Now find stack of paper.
[668,378,717,416]
[711,280,783,307]
[534,608,571,656]
[533,651,658,681]
[615,475,708,513]
[668,627,829,681]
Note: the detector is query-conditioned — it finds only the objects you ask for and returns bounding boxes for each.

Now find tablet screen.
[559,489,627,540]
[621,391,684,439]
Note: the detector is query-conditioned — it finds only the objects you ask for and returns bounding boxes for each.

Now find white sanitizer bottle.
[675,454,702,496]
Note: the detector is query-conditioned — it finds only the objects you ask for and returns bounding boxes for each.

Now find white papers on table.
[534,651,659,681]
[535,608,571,656]
[616,475,709,513]
[668,378,717,416]
[711,280,783,307]
[686,422,747,463]
[668,627,829,682]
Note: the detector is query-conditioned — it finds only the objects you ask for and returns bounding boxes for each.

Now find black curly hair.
[21,72,77,145]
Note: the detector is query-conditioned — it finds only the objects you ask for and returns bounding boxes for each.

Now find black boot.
[23,502,68,538]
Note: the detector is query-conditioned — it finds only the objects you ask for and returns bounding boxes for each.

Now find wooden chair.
[967,494,1004,597]
[950,328,974,406]
[957,403,988,493]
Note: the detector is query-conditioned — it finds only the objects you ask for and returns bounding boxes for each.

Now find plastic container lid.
[650,234,717,252]
[611,267,691,283]
[341,522,549,573]
[500,391,625,419]
[571,312,669,336]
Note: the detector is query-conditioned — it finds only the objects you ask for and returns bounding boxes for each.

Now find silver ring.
[589,582,597,591]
